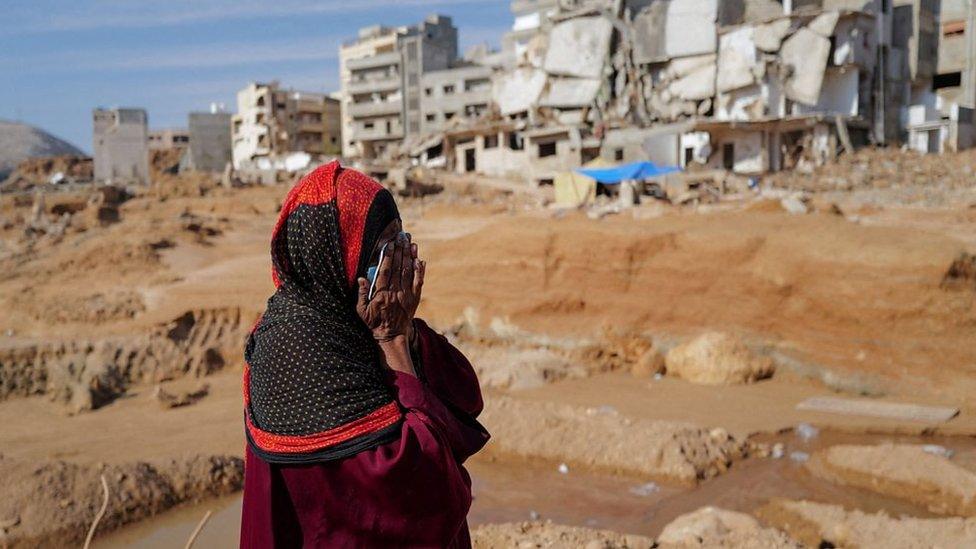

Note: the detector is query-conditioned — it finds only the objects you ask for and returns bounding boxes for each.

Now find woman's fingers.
[389,236,404,291]
[413,259,426,301]
[355,277,369,316]
[375,242,394,291]
[401,236,415,294]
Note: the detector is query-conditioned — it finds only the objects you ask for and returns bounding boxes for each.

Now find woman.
[240,161,489,548]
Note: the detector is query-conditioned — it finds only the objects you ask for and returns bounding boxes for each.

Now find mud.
[479,394,749,484]
[0,308,253,412]
[809,443,976,516]
[759,499,976,548]
[0,453,242,549]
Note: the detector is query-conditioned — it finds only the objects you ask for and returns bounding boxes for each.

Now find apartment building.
[148,128,189,150]
[339,15,459,159]
[420,63,493,135]
[92,107,150,184]
[184,111,232,172]
[231,82,341,169]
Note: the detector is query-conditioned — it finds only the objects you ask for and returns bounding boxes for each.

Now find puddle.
[95,430,976,546]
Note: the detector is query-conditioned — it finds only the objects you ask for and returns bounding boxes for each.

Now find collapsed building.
[147,128,189,151]
[408,0,976,184]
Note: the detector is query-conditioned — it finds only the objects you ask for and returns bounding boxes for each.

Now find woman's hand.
[356,233,426,343]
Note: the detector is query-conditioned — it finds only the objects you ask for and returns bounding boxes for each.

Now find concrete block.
[669,63,717,100]
[540,77,602,108]
[665,0,718,58]
[717,26,758,93]
[492,68,547,115]
[543,16,613,79]
[808,11,840,37]
[797,396,959,423]
[753,18,792,52]
[780,27,831,106]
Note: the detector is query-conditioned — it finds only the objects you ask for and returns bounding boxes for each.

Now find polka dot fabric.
[244,161,403,463]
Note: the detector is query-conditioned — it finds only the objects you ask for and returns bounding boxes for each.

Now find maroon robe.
[240,319,489,548]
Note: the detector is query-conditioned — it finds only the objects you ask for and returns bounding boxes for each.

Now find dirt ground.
[2,149,976,546]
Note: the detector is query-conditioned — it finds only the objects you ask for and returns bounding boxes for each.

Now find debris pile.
[0,308,254,413]
[0,453,242,547]
[0,155,93,192]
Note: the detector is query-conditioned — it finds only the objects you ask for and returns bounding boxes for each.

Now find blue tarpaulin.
[575,161,680,184]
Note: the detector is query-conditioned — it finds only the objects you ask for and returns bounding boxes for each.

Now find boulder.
[657,506,800,548]
[665,332,775,385]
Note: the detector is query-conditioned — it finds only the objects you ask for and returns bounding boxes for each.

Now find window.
[508,132,524,150]
[444,112,456,120]
[425,113,436,122]
[443,84,455,95]
[386,120,392,133]
[538,141,557,158]
[722,143,734,170]
[424,88,433,96]
[933,72,962,90]
[364,122,375,130]
[484,134,499,149]
[614,148,624,161]
[684,147,694,165]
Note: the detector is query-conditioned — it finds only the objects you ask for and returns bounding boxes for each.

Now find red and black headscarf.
[244,161,402,464]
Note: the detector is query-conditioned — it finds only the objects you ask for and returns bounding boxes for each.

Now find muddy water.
[96,430,976,547]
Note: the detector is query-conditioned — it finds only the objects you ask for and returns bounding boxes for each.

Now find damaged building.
[409,0,976,183]
[92,107,150,185]
[231,81,341,171]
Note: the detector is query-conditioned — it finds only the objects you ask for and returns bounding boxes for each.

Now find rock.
[808,443,976,516]
[779,195,809,215]
[664,332,775,385]
[630,347,665,378]
[657,507,800,548]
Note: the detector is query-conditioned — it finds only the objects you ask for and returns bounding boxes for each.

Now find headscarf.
[244,161,402,464]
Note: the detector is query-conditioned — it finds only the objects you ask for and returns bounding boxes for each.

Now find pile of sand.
[760,499,976,548]
[664,332,775,385]
[0,453,243,547]
[480,395,748,483]
[471,521,652,548]
[808,443,976,516]
[657,507,800,548]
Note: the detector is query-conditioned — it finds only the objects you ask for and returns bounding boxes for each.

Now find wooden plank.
[796,396,959,423]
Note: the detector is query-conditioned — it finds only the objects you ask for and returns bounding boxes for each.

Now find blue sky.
[0,1,511,153]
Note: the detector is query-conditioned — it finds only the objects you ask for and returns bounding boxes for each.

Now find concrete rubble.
[399,0,976,192]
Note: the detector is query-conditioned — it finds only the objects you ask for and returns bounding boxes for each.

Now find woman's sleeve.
[412,318,484,417]
[392,369,489,463]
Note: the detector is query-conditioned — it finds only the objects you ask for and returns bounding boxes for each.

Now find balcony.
[346,74,401,95]
[346,51,401,72]
[351,124,403,142]
[347,100,401,118]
